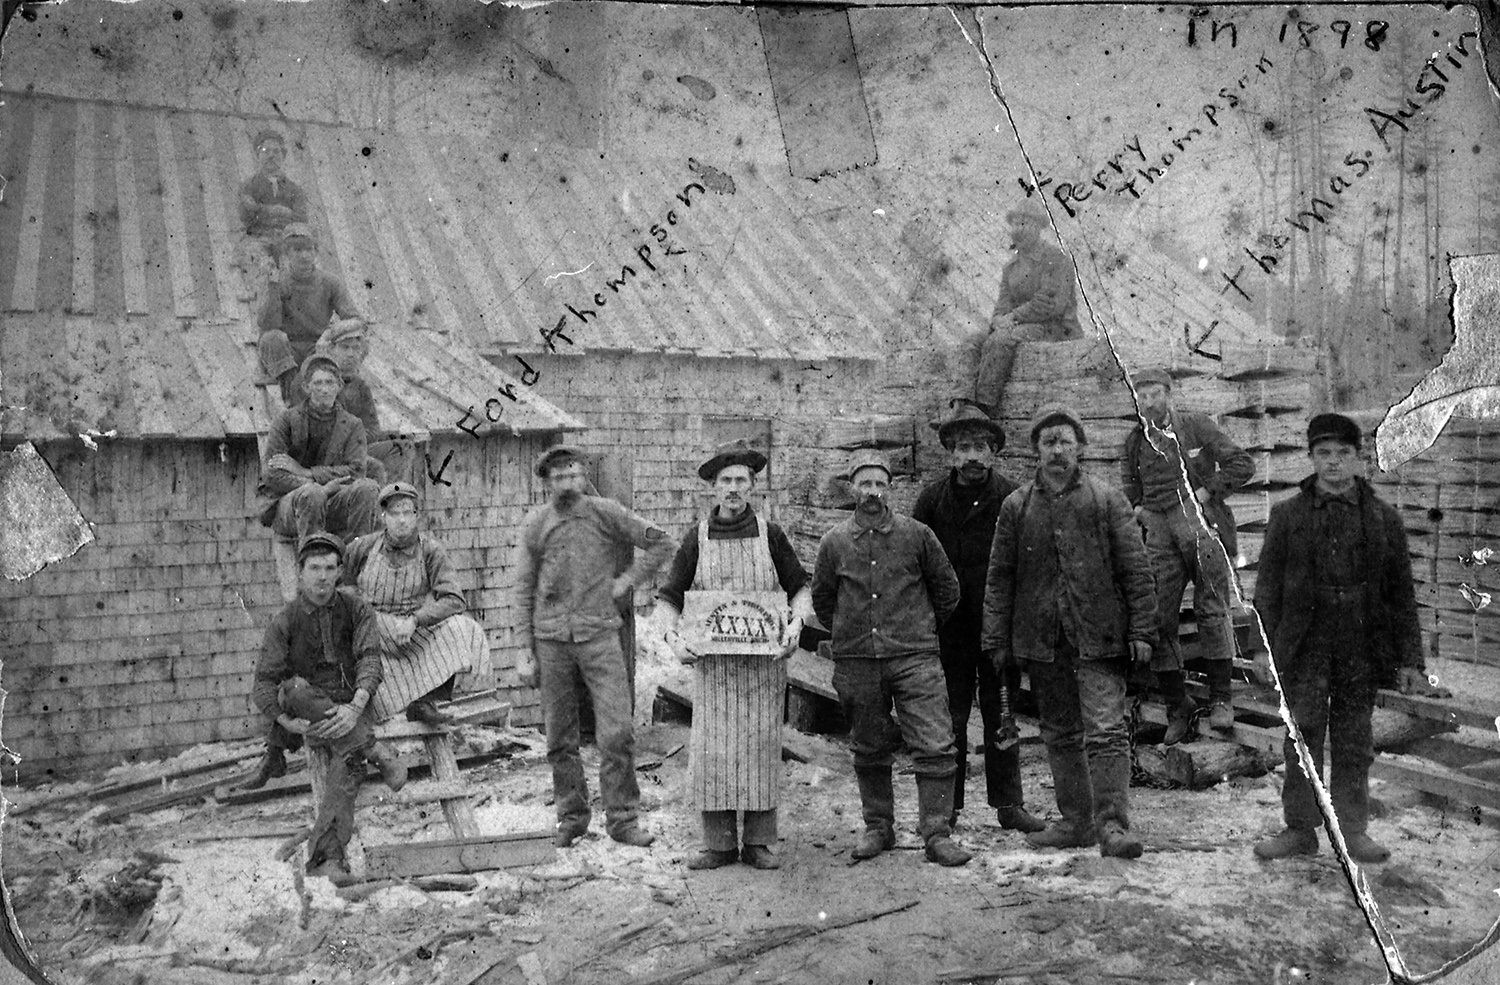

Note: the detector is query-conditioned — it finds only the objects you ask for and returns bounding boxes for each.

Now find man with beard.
[984,406,1157,859]
[811,451,968,866]
[657,439,813,870]
[911,401,1044,835]
[1253,414,1449,863]
[974,205,1084,412]
[1121,367,1255,740]
[257,223,362,404]
[516,445,676,849]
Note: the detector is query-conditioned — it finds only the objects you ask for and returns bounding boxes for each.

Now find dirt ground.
[6,654,1500,985]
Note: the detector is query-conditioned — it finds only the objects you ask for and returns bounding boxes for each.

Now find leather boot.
[996,805,1046,833]
[1098,820,1143,859]
[1342,830,1390,865]
[406,699,456,727]
[1253,827,1318,859]
[365,743,407,792]
[916,776,971,866]
[1164,696,1198,746]
[852,768,897,860]
[1027,746,1096,849]
[243,746,287,790]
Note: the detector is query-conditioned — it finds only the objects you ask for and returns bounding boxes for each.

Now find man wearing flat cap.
[257,223,362,403]
[315,318,407,485]
[1122,367,1255,741]
[1253,413,1449,864]
[252,532,407,882]
[912,400,1044,836]
[812,450,970,866]
[975,205,1084,413]
[343,483,492,727]
[516,445,677,849]
[657,439,813,870]
[254,352,380,550]
[984,405,1157,859]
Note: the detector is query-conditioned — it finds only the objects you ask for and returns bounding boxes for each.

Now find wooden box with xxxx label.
[679,590,788,656]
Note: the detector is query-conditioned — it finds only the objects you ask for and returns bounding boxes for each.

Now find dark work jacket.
[982,469,1157,663]
[255,404,369,526]
[910,469,1018,629]
[1121,410,1255,556]
[252,587,383,723]
[1254,475,1424,688]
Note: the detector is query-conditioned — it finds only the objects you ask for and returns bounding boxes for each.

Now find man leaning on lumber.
[1252,414,1450,864]
[252,532,407,884]
[656,439,813,871]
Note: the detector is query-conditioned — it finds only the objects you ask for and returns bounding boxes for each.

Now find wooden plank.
[96,764,266,822]
[192,115,248,324]
[112,107,151,315]
[8,94,52,312]
[1373,690,1499,732]
[327,127,424,318]
[69,100,98,315]
[1369,757,1500,812]
[153,113,199,318]
[424,733,481,838]
[363,830,555,879]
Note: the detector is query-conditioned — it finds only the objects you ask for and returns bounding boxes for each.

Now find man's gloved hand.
[665,629,700,666]
[1129,641,1153,667]
[985,647,1009,673]
[1398,667,1452,699]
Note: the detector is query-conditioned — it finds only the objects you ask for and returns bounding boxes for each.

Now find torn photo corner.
[2,1,1500,983]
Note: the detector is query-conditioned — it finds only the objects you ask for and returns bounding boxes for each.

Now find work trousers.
[938,621,1025,812]
[271,478,381,544]
[1144,503,1236,675]
[536,633,642,837]
[1278,586,1376,833]
[277,679,374,870]
[1027,643,1132,832]
[832,654,957,778]
[974,323,1049,412]
[702,810,777,851]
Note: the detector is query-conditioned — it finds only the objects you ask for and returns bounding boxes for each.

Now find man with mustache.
[911,401,1044,835]
[812,451,969,866]
[1122,367,1255,741]
[1253,414,1448,863]
[974,205,1084,413]
[657,439,813,870]
[516,445,676,849]
[984,406,1157,859]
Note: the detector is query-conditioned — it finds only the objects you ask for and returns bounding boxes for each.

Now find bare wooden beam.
[363,831,555,879]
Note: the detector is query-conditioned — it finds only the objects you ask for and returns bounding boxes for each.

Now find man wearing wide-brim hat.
[974,204,1084,413]
[656,439,813,870]
[1121,366,1255,741]
[912,400,1045,836]
[257,222,362,403]
[811,450,971,866]
[342,482,493,728]
[516,444,677,849]
[1252,414,1450,864]
[983,405,1157,859]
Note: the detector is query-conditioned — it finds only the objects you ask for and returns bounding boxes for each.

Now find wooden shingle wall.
[2,433,554,780]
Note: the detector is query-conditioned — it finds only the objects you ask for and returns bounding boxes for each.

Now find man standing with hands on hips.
[812,450,970,867]
[657,439,813,870]
[516,446,676,849]
[984,406,1158,859]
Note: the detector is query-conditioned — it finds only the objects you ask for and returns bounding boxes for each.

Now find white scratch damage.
[544,263,593,283]
[1459,583,1491,610]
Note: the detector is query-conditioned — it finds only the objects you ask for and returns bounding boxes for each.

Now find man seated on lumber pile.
[257,223,362,404]
[252,532,408,884]
[255,352,381,549]
[1253,414,1451,864]
[236,128,308,300]
[343,482,493,727]
[974,205,1083,413]
[1121,366,1255,742]
[314,318,409,485]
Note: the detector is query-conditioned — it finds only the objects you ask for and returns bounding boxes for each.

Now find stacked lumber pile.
[782,414,918,558]
[997,339,1323,605]
[1368,417,1500,669]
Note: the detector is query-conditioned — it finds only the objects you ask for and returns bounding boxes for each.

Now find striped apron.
[358,538,493,722]
[688,517,785,812]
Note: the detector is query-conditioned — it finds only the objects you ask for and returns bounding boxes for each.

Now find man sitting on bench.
[343,482,493,726]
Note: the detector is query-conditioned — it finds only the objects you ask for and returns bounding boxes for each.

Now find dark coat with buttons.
[911,469,1018,629]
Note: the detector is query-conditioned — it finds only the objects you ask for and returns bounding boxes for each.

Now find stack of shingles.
[781,415,918,559]
[1370,417,1500,669]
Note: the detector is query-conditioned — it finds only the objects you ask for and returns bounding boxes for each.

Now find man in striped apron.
[343,482,493,725]
[657,440,813,870]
